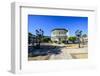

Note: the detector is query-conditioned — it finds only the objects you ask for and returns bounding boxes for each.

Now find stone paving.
[49,46,88,59]
[28,43,88,60]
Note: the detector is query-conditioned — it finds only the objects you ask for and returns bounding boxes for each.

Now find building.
[81,36,88,45]
[51,28,68,43]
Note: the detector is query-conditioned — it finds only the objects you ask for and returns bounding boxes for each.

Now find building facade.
[51,28,68,43]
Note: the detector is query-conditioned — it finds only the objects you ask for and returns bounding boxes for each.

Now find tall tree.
[35,29,44,48]
[75,30,82,48]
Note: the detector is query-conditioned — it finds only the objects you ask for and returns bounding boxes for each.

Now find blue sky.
[28,15,88,36]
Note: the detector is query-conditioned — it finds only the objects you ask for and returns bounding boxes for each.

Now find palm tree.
[35,29,44,48]
[75,30,82,48]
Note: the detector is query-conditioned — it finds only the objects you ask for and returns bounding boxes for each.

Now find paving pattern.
[28,43,88,60]
[49,46,88,60]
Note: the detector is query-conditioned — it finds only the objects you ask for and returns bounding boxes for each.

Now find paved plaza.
[28,43,88,60]
[49,46,88,60]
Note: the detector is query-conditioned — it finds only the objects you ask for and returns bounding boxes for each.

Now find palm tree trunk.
[78,38,80,48]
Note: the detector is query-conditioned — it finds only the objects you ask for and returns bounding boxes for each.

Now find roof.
[51,28,68,32]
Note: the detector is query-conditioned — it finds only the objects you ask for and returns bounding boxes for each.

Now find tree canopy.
[68,36,77,43]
